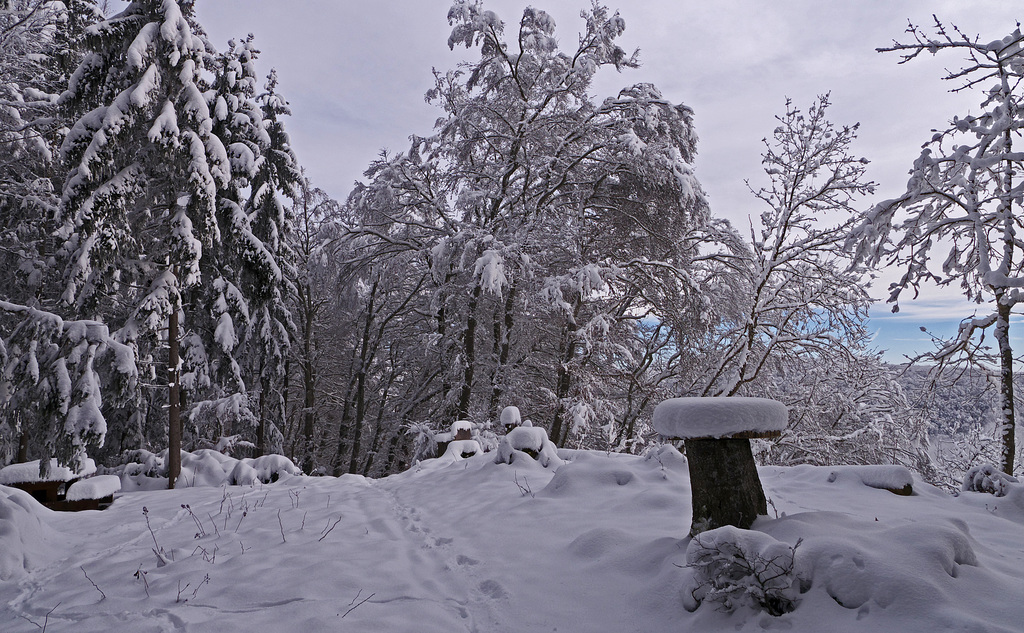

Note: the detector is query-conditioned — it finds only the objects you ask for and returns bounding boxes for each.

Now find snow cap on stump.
[653,397,787,439]
[500,405,521,428]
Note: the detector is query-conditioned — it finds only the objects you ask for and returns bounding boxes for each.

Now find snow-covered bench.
[653,397,787,535]
[0,458,117,511]
[63,475,121,511]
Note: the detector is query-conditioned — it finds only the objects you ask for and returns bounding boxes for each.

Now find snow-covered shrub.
[408,422,438,462]
[962,464,1020,497]
[495,426,562,468]
[683,526,801,617]
[116,449,302,489]
[185,395,258,455]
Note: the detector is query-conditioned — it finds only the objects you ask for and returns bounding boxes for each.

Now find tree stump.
[653,398,787,535]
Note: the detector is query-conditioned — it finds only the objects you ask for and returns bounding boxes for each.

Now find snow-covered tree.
[346,2,715,452]
[852,19,1024,475]
[282,177,341,473]
[56,0,259,486]
[0,300,137,475]
[0,1,99,306]
[696,95,875,399]
[241,68,300,456]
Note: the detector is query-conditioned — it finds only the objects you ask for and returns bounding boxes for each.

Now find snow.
[1,450,1024,632]
[825,465,915,494]
[0,486,65,581]
[653,397,789,439]
[441,439,481,460]
[119,449,302,491]
[66,475,122,501]
[500,405,521,427]
[963,464,1019,496]
[0,458,96,484]
[495,426,562,468]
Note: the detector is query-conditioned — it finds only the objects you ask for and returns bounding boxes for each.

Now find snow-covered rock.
[826,465,914,495]
[653,397,788,439]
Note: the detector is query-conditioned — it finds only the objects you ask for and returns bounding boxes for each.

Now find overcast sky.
[180,0,1021,362]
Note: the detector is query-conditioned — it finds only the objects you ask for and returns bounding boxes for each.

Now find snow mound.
[0,486,63,580]
[0,458,97,484]
[496,426,562,468]
[781,515,978,613]
[66,475,121,501]
[119,449,303,490]
[653,397,788,439]
[826,465,914,494]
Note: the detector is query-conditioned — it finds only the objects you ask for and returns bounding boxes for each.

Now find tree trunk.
[300,290,316,472]
[996,297,1017,475]
[256,372,267,457]
[16,424,28,463]
[685,438,767,535]
[301,355,316,472]
[488,280,517,420]
[457,283,482,421]
[167,309,181,489]
[550,297,582,447]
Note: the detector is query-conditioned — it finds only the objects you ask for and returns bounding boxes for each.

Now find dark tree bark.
[167,309,181,489]
[996,297,1017,475]
[488,280,517,420]
[256,359,267,457]
[685,438,767,535]
[550,297,582,447]
[456,283,482,421]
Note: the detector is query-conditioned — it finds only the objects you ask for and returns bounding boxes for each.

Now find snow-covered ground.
[2,447,1023,632]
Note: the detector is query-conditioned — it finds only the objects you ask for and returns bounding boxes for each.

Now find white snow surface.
[496,426,562,468]
[0,458,96,484]
[441,439,481,460]
[653,397,788,439]
[826,465,914,492]
[119,449,303,491]
[500,405,521,427]
[65,475,122,502]
[2,450,1023,632]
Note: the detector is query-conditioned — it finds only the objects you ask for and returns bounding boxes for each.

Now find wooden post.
[685,437,769,534]
[167,308,181,489]
[652,397,787,536]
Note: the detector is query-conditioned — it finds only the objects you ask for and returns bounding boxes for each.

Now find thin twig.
[341,592,375,618]
[278,509,287,543]
[319,516,343,542]
[81,566,106,601]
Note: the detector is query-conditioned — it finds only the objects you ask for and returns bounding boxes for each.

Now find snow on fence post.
[653,397,787,535]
